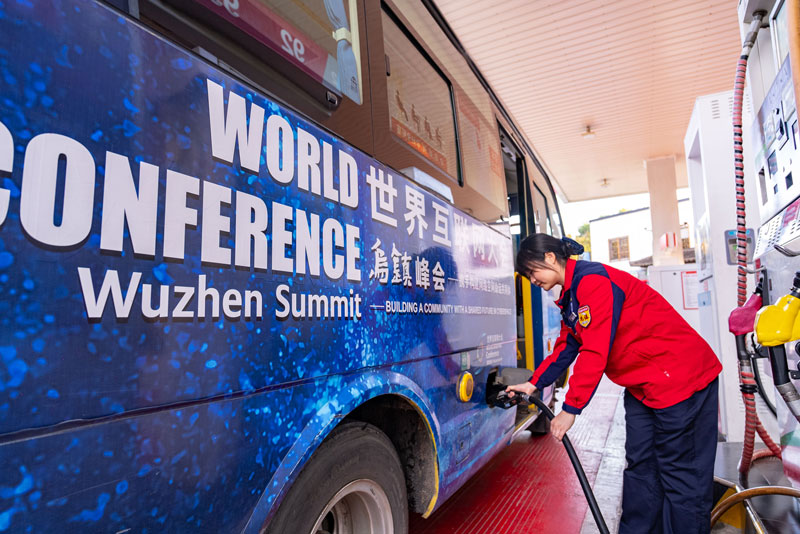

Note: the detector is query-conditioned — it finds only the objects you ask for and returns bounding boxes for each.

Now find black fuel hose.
[751,354,778,417]
[516,393,610,534]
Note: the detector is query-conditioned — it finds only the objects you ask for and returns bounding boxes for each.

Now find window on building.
[608,237,629,261]
[680,223,691,249]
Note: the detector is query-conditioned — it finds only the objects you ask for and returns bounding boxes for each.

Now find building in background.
[589,198,694,276]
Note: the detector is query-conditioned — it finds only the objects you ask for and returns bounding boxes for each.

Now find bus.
[0,0,565,532]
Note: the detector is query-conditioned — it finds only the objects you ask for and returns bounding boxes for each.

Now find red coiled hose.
[733,55,749,307]
[739,369,781,474]
[731,12,781,475]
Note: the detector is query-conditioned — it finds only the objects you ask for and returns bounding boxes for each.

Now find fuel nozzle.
[793,271,800,296]
[492,390,530,409]
[730,281,764,362]
[755,274,800,347]
[754,273,800,396]
[729,281,764,337]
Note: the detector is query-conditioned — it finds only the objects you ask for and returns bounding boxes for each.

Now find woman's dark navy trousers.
[619,378,719,534]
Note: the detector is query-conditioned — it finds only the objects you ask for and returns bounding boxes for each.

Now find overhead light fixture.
[582,125,596,140]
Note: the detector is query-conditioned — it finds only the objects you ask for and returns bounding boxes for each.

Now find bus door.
[495,130,543,431]
[498,130,539,375]
[530,184,567,387]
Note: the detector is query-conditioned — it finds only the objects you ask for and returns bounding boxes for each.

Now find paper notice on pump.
[681,271,699,310]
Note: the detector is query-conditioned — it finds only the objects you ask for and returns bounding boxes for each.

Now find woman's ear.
[544,251,557,267]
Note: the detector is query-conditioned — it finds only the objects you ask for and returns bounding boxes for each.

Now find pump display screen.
[768,150,779,177]
[724,229,754,265]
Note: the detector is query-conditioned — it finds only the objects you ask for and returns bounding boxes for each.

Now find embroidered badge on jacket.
[578,305,591,327]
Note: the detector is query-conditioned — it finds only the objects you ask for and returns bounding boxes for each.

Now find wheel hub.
[311,479,394,534]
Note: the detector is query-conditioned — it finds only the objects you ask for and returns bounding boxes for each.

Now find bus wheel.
[528,411,551,435]
[529,393,556,435]
[264,421,408,534]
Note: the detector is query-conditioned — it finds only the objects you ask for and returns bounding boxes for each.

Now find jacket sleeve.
[562,274,623,415]
[529,322,580,389]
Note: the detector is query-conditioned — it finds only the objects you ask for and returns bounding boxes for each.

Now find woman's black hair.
[516,234,584,273]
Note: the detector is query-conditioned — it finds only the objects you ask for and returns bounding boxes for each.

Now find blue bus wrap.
[0,1,520,532]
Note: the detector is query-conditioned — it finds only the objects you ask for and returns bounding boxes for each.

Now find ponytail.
[561,236,585,256]
[516,233,584,273]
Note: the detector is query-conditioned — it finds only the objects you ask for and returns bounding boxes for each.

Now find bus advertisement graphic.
[0,1,517,532]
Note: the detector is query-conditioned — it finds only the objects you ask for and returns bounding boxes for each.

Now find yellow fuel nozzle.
[754,272,800,346]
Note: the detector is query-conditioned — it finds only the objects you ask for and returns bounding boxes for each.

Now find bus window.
[501,135,522,243]
[140,0,372,151]
[161,0,362,104]
[381,0,507,221]
[381,8,459,182]
[457,92,506,212]
[550,210,563,238]
[532,187,548,234]
[529,164,562,238]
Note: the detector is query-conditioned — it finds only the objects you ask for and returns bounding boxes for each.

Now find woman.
[507,234,721,534]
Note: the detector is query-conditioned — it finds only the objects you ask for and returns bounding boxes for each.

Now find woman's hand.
[505,382,537,398]
[551,411,576,441]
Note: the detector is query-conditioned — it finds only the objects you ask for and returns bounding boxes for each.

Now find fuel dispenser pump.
[735,0,800,485]
[709,1,800,528]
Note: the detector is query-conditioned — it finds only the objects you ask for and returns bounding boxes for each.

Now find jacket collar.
[556,258,577,306]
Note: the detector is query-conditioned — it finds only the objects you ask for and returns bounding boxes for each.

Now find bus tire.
[528,411,550,435]
[263,421,408,534]
[529,393,556,435]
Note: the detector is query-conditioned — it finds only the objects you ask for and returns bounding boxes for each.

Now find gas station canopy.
[435,0,742,202]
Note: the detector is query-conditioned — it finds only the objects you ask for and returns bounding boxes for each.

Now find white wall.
[684,90,769,443]
[589,199,694,272]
